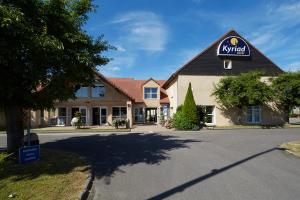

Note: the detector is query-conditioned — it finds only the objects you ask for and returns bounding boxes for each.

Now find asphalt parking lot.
[1,128,300,200]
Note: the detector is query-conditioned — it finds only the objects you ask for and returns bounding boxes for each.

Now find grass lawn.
[281,141,300,158]
[0,149,90,200]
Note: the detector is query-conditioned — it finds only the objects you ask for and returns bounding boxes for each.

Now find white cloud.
[99,55,136,77]
[112,11,168,52]
[287,61,300,72]
[277,1,300,13]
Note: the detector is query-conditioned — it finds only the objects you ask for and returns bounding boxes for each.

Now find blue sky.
[84,0,300,79]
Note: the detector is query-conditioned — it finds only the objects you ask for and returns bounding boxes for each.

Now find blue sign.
[217,36,250,57]
[19,145,40,164]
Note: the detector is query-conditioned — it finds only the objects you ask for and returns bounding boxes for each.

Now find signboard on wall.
[217,36,250,57]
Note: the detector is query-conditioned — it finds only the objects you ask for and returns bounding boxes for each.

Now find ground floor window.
[247,106,261,123]
[198,105,215,124]
[145,108,157,123]
[57,107,66,126]
[112,107,127,121]
[92,107,108,125]
[134,107,144,123]
[72,107,87,125]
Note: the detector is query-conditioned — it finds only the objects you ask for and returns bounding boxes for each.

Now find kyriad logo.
[217,36,250,57]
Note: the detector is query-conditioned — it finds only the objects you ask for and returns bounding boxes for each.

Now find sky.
[84,0,300,80]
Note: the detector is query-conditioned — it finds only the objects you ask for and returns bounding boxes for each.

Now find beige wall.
[142,80,161,107]
[50,79,132,126]
[132,103,164,124]
[167,75,284,126]
[165,78,178,116]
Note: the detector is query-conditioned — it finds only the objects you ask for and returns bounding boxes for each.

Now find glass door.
[80,107,87,125]
[92,107,100,125]
[100,107,107,125]
[134,107,144,123]
[145,108,157,123]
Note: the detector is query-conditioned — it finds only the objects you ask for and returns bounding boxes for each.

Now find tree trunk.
[4,105,24,153]
[237,106,243,125]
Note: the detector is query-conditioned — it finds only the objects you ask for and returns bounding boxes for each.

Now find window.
[57,107,66,126]
[92,84,105,97]
[247,106,261,123]
[72,107,87,125]
[144,87,158,99]
[75,86,88,97]
[199,106,215,124]
[224,60,232,69]
[205,106,215,124]
[134,107,144,123]
[112,107,127,121]
[80,107,87,125]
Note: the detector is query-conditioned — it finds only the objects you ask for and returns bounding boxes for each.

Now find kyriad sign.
[217,36,250,57]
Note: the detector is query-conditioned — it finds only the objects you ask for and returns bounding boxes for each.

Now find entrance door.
[100,107,107,125]
[92,107,100,125]
[145,108,157,123]
[92,107,107,125]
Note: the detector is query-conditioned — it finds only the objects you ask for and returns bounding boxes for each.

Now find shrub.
[159,112,165,125]
[171,111,194,130]
[74,112,83,129]
[182,83,199,124]
[176,105,183,112]
[171,83,200,130]
[112,119,127,129]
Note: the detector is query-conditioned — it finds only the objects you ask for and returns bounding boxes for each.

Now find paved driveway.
[1,129,300,200]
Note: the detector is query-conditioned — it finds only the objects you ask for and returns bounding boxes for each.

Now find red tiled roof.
[108,77,170,104]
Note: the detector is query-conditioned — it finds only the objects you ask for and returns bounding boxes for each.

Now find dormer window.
[92,84,105,97]
[144,87,158,99]
[224,59,232,69]
[75,86,88,98]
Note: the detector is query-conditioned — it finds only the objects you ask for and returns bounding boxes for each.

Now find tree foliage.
[271,72,300,108]
[212,71,273,109]
[171,83,199,130]
[271,71,300,122]
[0,0,110,109]
[182,82,199,124]
[0,0,110,151]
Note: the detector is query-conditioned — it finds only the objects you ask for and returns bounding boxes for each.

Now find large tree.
[271,72,300,123]
[212,71,273,123]
[0,0,110,152]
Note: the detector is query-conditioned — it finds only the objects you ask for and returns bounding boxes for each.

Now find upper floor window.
[92,84,105,97]
[224,59,232,69]
[75,86,88,98]
[144,87,158,99]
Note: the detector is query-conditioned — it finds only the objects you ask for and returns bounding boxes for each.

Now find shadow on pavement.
[147,147,284,200]
[42,132,201,179]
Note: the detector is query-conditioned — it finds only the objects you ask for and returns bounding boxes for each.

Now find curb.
[79,164,95,200]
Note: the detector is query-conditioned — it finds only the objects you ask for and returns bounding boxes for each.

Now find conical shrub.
[182,82,199,125]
